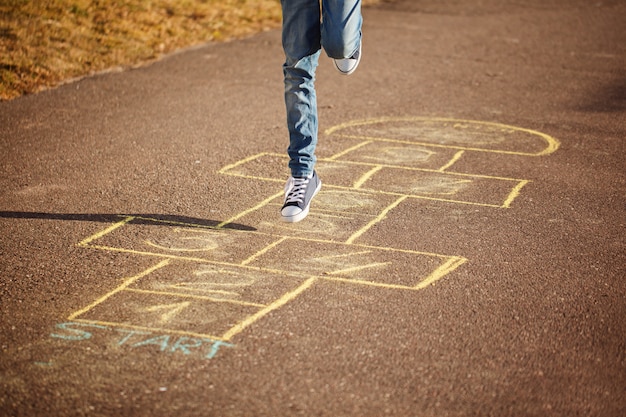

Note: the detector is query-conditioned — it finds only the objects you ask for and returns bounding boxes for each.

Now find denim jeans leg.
[281,0,322,178]
[321,0,362,59]
[284,52,320,178]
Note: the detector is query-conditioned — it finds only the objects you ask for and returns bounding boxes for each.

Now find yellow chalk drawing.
[78,216,135,247]
[438,150,465,172]
[502,180,530,208]
[353,165,384,189]
[142,301,191,323]
[345,196,408,244]
[167,283,240,297]
[143,228,243,254]
[222,152,528,208]
[69,116,557,345]
[68,259,171,321]
[416,256,468,290]
[325,116,560,156]
[221,277,318,341]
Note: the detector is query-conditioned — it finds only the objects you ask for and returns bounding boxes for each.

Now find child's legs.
[321,0,362,59]
[283,51,320,178]
[281,0,322,177]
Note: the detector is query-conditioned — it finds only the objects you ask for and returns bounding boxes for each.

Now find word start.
[51,322,234,360]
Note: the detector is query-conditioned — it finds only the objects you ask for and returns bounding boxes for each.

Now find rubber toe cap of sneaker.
[281,205,308,223]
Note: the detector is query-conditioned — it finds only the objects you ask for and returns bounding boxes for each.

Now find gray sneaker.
[334,40,362,75]
[280,171,322,223]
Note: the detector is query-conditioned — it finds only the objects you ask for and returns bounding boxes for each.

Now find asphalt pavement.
[1,0,625,416]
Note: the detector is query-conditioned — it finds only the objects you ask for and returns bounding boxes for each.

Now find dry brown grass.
[0,0,380,101]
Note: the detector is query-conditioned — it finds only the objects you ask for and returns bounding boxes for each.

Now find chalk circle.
[326,116,559,156]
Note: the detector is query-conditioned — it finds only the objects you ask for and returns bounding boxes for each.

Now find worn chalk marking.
[193,267,256,287]
[328,141,372,161]
[325,262,392,276]
[68,260,171,321]
[414,256,468,290]
[144,235,220,252]
[217,191,284,228]
[325,116,560,156]
[218,153,269,175]
[167,283,240,297]
[241,236,288,266]
[125,288,265,308]
[353,165,383,189]
[438,150,465,172]
[71,318,227,341]
[502,180,530,208]
[317,250,373,259]
[142,301,191,323]
[345,196,408,244]
[221,277,318,341]
[78,216,135,246]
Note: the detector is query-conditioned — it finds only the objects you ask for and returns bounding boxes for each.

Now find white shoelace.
[284,177,310,204]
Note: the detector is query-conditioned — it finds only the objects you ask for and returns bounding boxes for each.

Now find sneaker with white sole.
[333,40,362,75]
[280,171,322,223]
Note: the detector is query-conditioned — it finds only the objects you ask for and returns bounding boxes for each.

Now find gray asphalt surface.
[1,1,625,416]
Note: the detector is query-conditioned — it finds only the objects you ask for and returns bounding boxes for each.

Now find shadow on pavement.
[0,211,256,231]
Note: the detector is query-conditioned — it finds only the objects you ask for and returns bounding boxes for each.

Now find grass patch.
[0,0,281,100]
[1,0,380,101]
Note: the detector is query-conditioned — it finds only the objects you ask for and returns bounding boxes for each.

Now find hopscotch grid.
[71,117,554,343]
[78,215,136,246]
[217,152,271,175]
[414,256,468,290]
[75,209,470,343]
[80,227,462,263]
[222,151,529,182]
[320,276,415,290]
[218,152,527,210]
[288,208,379,219]
[241,236,288,266]
[74,215,466,342]
[213,178,523,211]
[79,228,465,294]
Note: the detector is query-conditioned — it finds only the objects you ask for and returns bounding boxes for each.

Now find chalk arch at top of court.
[324,116,560,156]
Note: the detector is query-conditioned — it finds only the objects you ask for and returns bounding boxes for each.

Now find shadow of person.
[0,211,256,231]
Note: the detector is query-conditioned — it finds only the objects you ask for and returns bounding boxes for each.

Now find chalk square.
[235,189,400,242]
[73,290,260,340]
[361,167,524,207]
[83,217,279,264]
[128,259,311,306]
[245,238,445,288]
[329,141,460,170]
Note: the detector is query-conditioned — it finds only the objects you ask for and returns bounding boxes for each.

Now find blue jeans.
[281,0,362,177]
